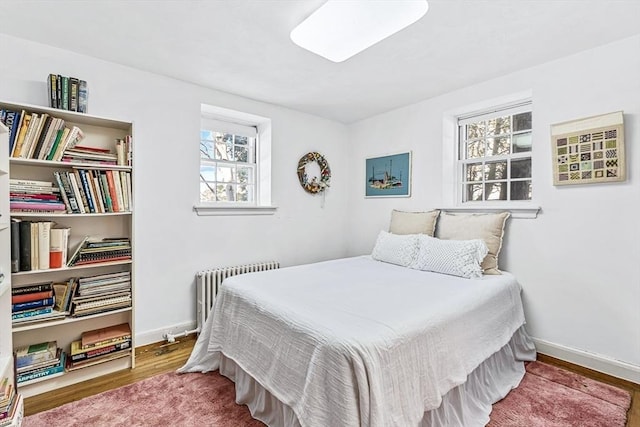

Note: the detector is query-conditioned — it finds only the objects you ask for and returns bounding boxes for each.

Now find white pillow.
[411,234,488,279]
[371,230,419,267]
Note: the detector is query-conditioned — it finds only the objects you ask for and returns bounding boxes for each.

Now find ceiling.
[0,0,638,123]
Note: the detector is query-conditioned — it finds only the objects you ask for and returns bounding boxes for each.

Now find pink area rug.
[24,361,631,427]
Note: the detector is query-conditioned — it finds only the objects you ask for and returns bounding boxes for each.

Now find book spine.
[12,113,31,158]
[56,75,62,108]
[78,170,96,213]
[61,76,69,110]
[11,307,54,320]
[10,201,66,211]
[11,282,53,295]
[11,297,54,313]
[53,172,72,213]
[11,290,53,304]
[18,220,31,271]
[10,221,20,273]
[71,340,131,362]
[49,73,57,108]
[78,80,88,113]
[4,110,18,155]
[68,172,87,213]
[38,221,51,270]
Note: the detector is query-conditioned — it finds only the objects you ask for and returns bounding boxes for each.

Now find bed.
[178,254,536,427]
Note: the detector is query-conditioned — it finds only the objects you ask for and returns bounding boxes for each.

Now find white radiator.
[196,261,279,333]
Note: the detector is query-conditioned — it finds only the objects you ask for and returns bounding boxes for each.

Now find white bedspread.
[179,256,527,427]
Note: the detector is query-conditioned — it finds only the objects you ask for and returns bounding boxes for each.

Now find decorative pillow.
[371,230,419,267]
[410,235,488,279]
[435,212,510,275]
[389,209,440,236]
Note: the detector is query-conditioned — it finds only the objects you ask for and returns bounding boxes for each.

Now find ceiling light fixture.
[290,0,429,63]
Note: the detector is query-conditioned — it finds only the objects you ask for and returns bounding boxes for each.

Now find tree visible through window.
[200,128,256,203]
[458,105,532,202]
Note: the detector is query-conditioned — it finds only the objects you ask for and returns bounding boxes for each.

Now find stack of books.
[0,107,85,160]
[67,323,131,371]
[9,179,66,214]
[0,377,22,427]
[54,168,132,214]
[70,271,132,317]
[47,74,88,113]
[62,146,118,165]
[11,282,65,324]
[15,341,66,386]
[68,237,131,267]
[10,220,70,272]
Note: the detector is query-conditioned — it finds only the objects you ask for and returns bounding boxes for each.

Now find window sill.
[194,204,278,216]
[440,205,541,219]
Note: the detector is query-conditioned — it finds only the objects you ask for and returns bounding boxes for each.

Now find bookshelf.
[1,122,24,425]
[1,100,135,399]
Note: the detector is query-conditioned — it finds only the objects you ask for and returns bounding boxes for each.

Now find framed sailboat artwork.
[365,151,412,198]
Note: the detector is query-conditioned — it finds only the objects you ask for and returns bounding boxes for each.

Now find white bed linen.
[179,256,528,427]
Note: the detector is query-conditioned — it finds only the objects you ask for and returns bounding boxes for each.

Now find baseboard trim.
[533,337,640,385]
[136,321,197,347]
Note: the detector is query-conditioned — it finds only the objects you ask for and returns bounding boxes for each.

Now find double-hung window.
[458,102,532,203]
[200,118,257,204]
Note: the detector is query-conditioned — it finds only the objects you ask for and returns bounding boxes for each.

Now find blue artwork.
[365,152,411,197]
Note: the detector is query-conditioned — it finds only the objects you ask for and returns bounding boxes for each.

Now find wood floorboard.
[23,338,640,427]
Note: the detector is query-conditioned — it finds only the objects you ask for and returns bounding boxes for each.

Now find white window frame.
[442,91,540,219]
[194,104,276,216]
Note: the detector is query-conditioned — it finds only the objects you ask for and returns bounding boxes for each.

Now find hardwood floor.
[24,337,640,427]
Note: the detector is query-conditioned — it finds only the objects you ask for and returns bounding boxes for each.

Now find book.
[18,220,31,271]
[61,76,69,110]
[81,323,131,348]
[11,297,54,313]
[49,227,70,268]
[15,341,57,368]
[16,348,62,374]
[70,339,131,362]
[11,281,53,295]
[4,110,20,154]
[11,306,54,321]
[30,222,38,270]
[10,220,19,273]
[17,352,66,385]
[11,290,53,304]
[52,280,74,313]
[12,309,65,325]
[11,112,31,157]
[78,80,88,113]
[67,236,90,266]
[69,77,79,112]
[48,73,57,108]
[37,221,52,270]
[66,349,130,372]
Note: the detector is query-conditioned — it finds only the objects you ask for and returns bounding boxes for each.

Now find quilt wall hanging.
[551,111,625,186]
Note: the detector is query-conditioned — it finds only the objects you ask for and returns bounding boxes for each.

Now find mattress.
[179,256,535,426]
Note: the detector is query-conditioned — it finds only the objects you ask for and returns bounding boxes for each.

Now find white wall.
[347,35,640,381]
[0,34,350,344]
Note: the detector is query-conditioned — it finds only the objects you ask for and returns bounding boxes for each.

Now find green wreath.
[297,152,331,194]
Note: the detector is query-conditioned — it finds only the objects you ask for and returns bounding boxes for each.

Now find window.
[196,104,274,215]
[457,102,532,203]
[200,120,257,204]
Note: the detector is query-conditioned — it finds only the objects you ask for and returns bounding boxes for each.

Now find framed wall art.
[551,111,625,186]
[365,151,411,198]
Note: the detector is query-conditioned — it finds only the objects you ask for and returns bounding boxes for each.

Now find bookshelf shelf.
[10,212,131,218]
[2,99,135,400]
[10,157,132,171]
[10,260,132,277]
[13,307,132,332]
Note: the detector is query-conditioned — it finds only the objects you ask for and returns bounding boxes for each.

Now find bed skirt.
[218,325,536,427]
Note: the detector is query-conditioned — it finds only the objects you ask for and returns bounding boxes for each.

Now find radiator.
[196,261,279,332]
